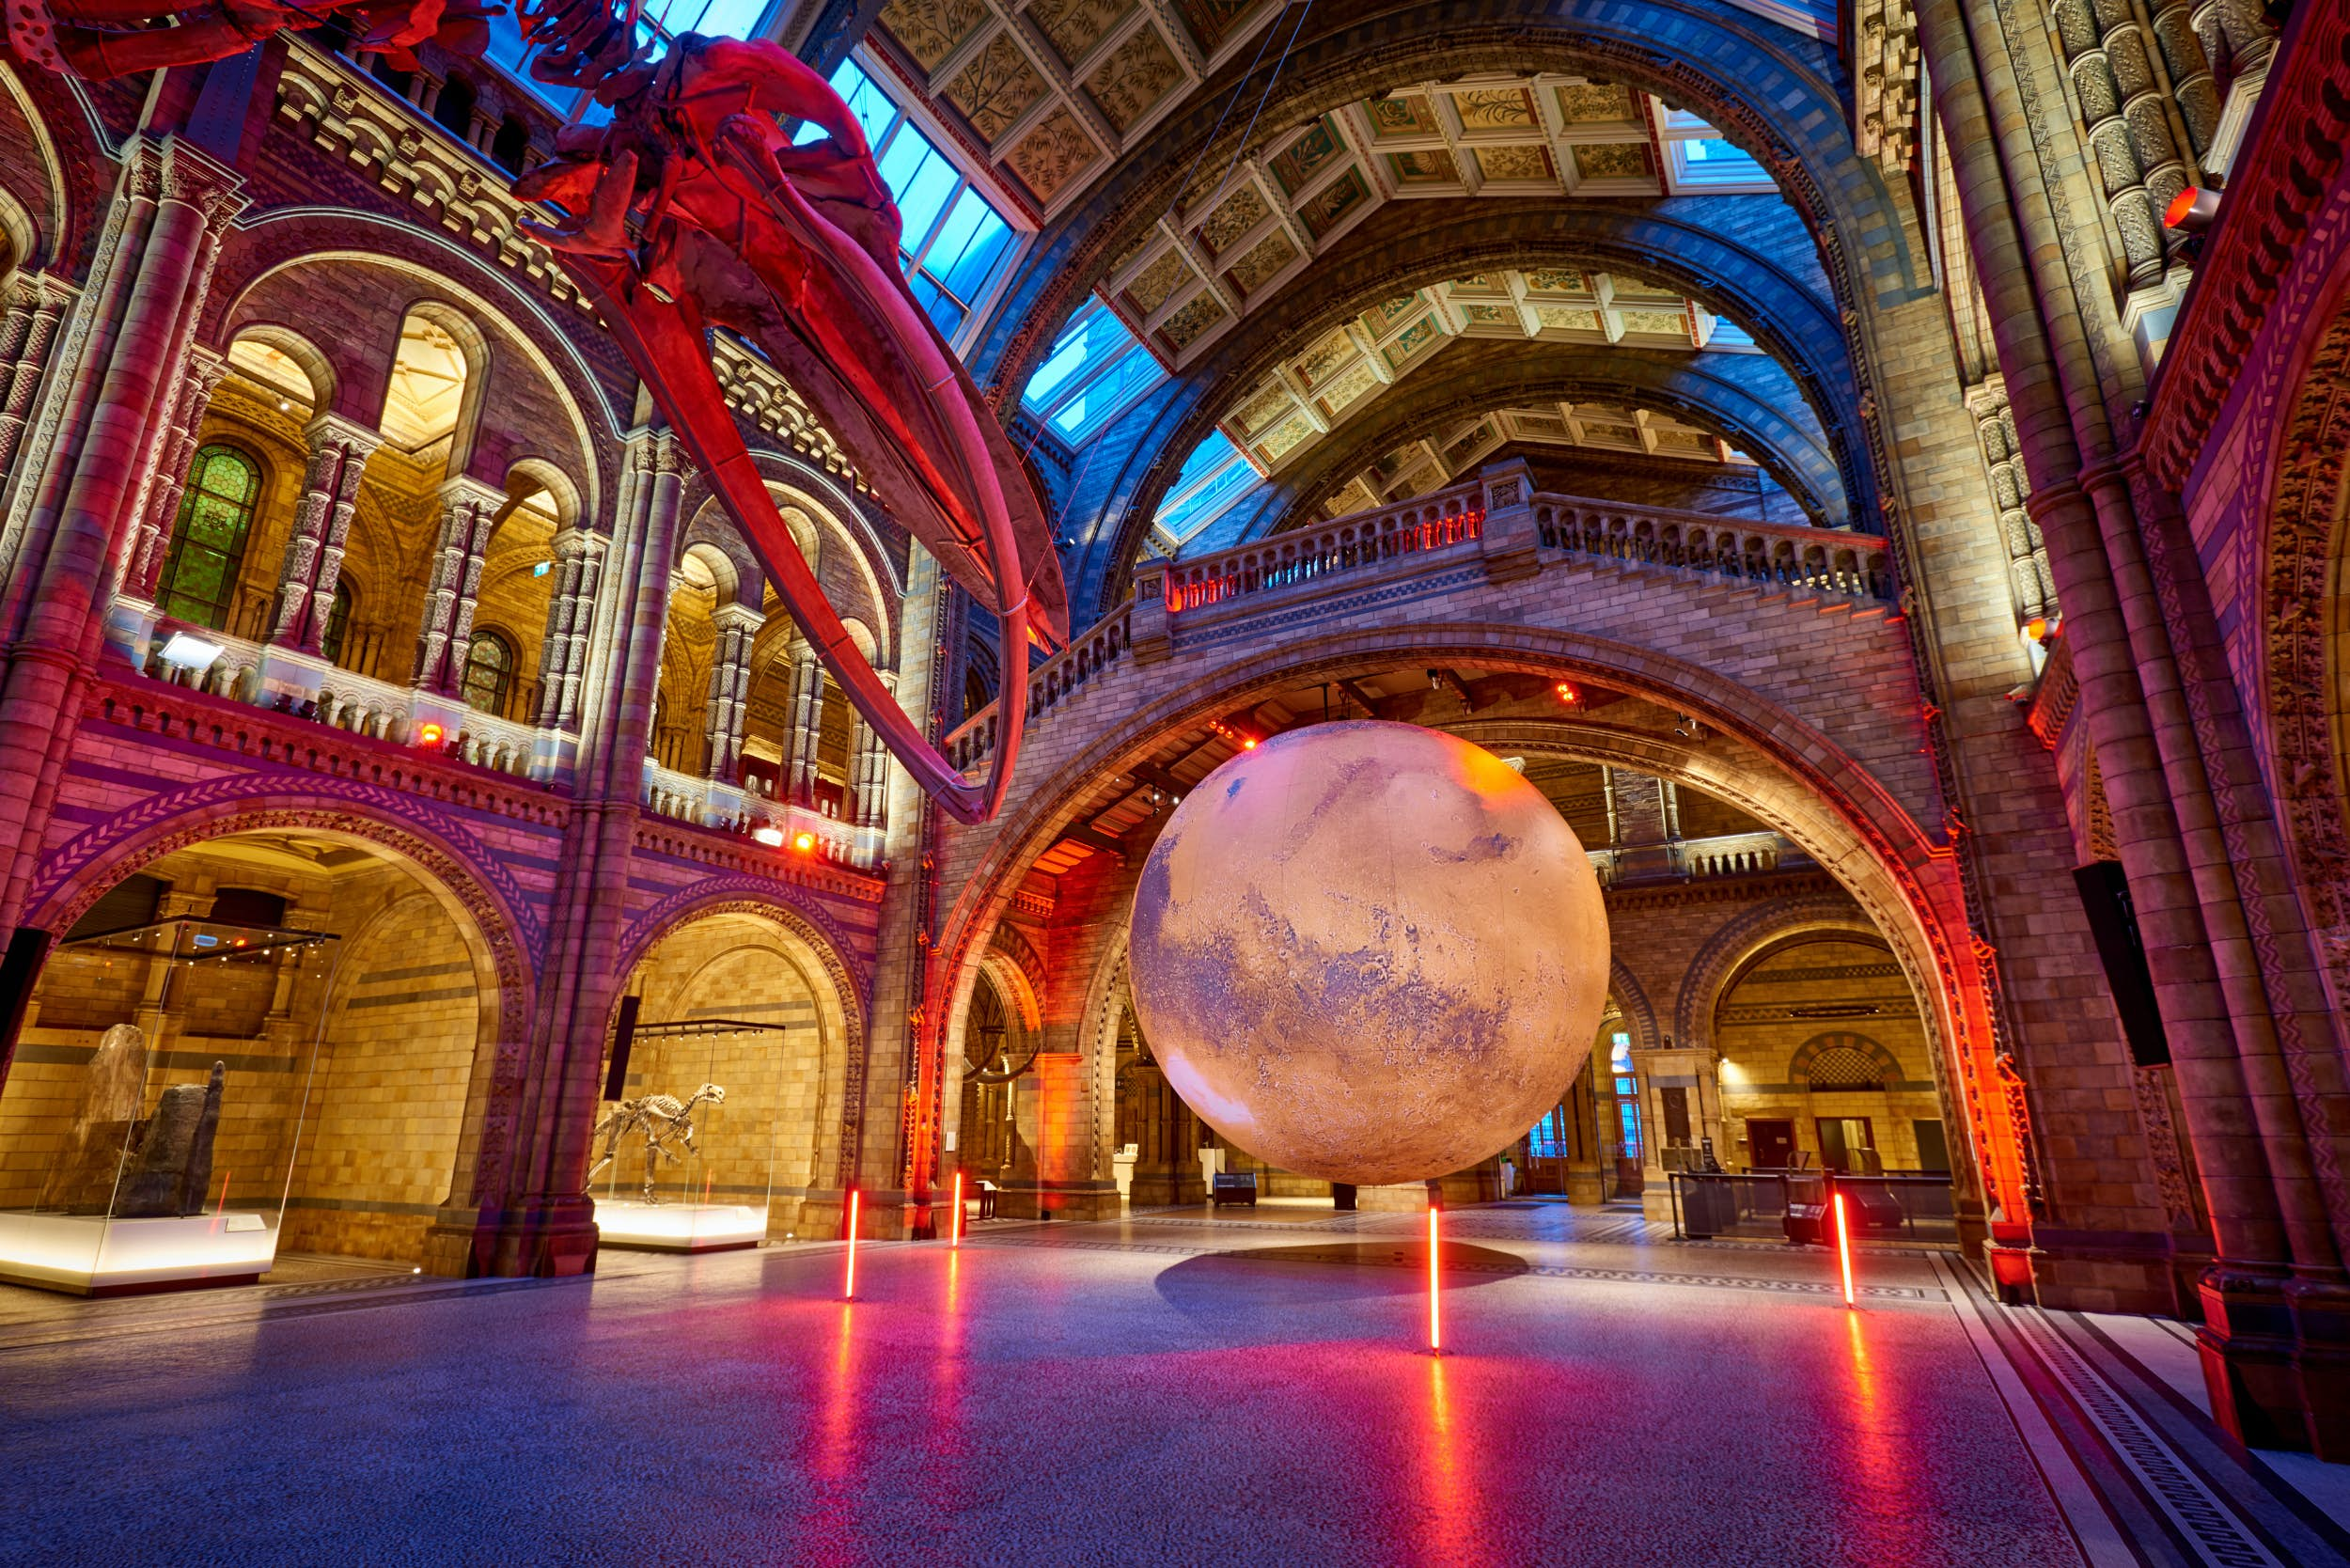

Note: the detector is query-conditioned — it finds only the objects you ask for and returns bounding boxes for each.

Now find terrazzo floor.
[0,1204,2343,1567]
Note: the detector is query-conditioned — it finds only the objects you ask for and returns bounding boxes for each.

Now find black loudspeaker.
[603,995,641,1101]
[2074,861,2170,1066]
[0,926,53,1068]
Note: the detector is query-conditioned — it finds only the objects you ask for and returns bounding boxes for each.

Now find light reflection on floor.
[0,1206,2332,1565]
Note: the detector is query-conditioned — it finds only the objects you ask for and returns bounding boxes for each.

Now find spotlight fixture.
[2163,187,2221,233]
[1555,681,1579,706]
[1673,713,1703,741]
[155,631,224,671]
[2023,617,2049,642]
[414,720,446,747]
[793,831,817,853]
[752,825,786,847]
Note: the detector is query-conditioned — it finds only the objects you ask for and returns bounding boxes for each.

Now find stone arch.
[389,297,492,478]
[678,536,750,608]
[612,881,871,1046]
[933,629,2006,1221]
[1789,1030,1906,1090]
[502,455,581,530]
[1671,894,1889,1060]
[0,60,81,270]
[1608,956,1661,1056]
[2258,297,2350,1021]
[212,222,622,522]
[20,790,540,1232]
[227,321,339,415]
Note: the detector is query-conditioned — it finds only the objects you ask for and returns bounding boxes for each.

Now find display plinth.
[593,1200,766,1251]
[0,1210,278,1294]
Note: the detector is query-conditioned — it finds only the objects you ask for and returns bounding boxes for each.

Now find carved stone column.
[702,602,761,782]
[532,525,606,730]
[125,348,227,603]
[849,709,891,830]
[1967,381,2055,627]
[2049,0,2172,287]
[265,415,382,651]
[412,476,508,693]
[0,273,73,484]
[781,642,827,805]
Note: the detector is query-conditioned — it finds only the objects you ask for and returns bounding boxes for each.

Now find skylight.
[1153,431,1261,548]
[1022,300,1167,445]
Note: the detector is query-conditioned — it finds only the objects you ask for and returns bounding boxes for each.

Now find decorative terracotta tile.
[1085,24,1183,135]
[1555,82,1636,123]
[1386,149,1460,185]
[1255,411,1315,463]
[1225,230,1298,296]
[1295,168,1368,240]
[1450,86,1535,131]
[1196,182,1268,254]
[1475,144,1553,182]
[879,0,990,74]
[945,32,1048,145]
[1523,268,1591,295]
[1367,93,1438,139]
[1294,326,1357,386]
[1025,0,1135,67]
[1314,360,1379,418]
[1536,306,1605,333]
[1269,118,1345,195]
[1174,0,1259,53]
[1156,291,1228,352]
[1123,250,1195,316]
[1004,107,1101,203]
[1573,143,1654,181]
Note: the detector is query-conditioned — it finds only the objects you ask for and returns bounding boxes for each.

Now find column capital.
[551,524,609,559]
[436,474,510,513]
[712,601,765,635]
[301,411,384,458]
[154,135,250,227]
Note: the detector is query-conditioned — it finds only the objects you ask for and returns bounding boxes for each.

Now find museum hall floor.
[2,1205,2347,1567]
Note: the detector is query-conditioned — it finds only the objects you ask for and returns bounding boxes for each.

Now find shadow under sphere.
[1126,721,1610,1187]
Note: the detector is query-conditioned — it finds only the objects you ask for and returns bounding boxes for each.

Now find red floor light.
[843,1189,861,1300]
[1832,1191,1856,1308]
[1428,1206,1443,1354]
[949,1171,964,1247]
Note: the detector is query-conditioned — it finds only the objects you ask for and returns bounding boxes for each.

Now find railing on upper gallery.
[1532,498,1892,603]
[941,485,1893,772]
[1583,832,1806,887]
[141,621,544,778]
[1156,484,1488,613]
[638,760,870,869]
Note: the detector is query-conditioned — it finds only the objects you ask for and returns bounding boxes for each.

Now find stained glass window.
[156,446,261,631]
[462,629,516,716]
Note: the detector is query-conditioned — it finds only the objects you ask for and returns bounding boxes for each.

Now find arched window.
[462,629,515,716]
[321,580,357,668]
[432,74,477,140]
[156,445,262,631]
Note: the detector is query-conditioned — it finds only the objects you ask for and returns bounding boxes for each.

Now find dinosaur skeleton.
[7,0,1063,824]
[587,1082,725,1203]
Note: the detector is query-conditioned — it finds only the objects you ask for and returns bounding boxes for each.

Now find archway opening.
[598,910,845,1247]
[0,826,500,1292]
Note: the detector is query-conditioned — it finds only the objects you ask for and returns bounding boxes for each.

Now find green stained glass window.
[156,446,261,631]
[462,629,515,716]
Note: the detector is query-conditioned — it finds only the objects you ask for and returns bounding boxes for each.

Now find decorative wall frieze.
[1851,0,1919,172]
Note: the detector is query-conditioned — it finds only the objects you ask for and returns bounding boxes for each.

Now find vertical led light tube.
[844,1189,861,1299]
[1428,1206,1443,1353]
[949,1171,964,1247]
[1832,1191,1856,1308]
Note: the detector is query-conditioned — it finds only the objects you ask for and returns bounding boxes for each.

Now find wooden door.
[1747,1119,1796,1170]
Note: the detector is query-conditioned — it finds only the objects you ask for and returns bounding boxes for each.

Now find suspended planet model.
[1126,720,1610,1187]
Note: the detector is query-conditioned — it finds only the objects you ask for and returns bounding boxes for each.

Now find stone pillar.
[124,348,228,604]
[701,602,760,782]
[850,709,890,828]
[1924,0,2350,1452]
[781,642,827,805]
[412,477,508,692]
[0,138,244,947]
[426,431,691,1279]
[0,273,74,485]
[265,415,382,651]
[1126,1057,1205,1207]
[533,525,607,730]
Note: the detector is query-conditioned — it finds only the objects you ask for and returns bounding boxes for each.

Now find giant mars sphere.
[1126,720,1611,1187]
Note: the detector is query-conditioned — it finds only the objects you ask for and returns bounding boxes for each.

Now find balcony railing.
[1586,832,1806,886]
[1533,499,1891,603]
[1159,485,1486,614]
[639,761,872,870]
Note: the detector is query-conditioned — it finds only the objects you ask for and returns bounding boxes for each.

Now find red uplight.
[949,1170,964,1248]
[844,1188,861,1299]
[1832,1191,1856,1308]
[1428,1206,1443,1353]
[1241,737,1258,750]
[2023,617,2049,642]
[1556,682,1579,705]
[793,831,817,853]
[415,721,445,747]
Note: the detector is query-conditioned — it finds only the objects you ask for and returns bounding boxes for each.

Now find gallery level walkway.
[1,1205,2344,1567]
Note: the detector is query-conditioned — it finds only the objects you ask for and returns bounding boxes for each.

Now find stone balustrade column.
[0,274,72,482]
[850,711,891,831]
[265,415,382,650]
[412,476,508,692]
[125,349,227,603]
[782,642,826,805]
[2049,0,2170,288]
[533,525,606,730]
[702,602,761,782]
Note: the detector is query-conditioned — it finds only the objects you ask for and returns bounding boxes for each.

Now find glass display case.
[589,1013,778,1251]
[0,917,337,1294]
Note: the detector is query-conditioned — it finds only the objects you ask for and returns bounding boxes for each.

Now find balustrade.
[1159,486,1487,613]
[1532,500,1891,603]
